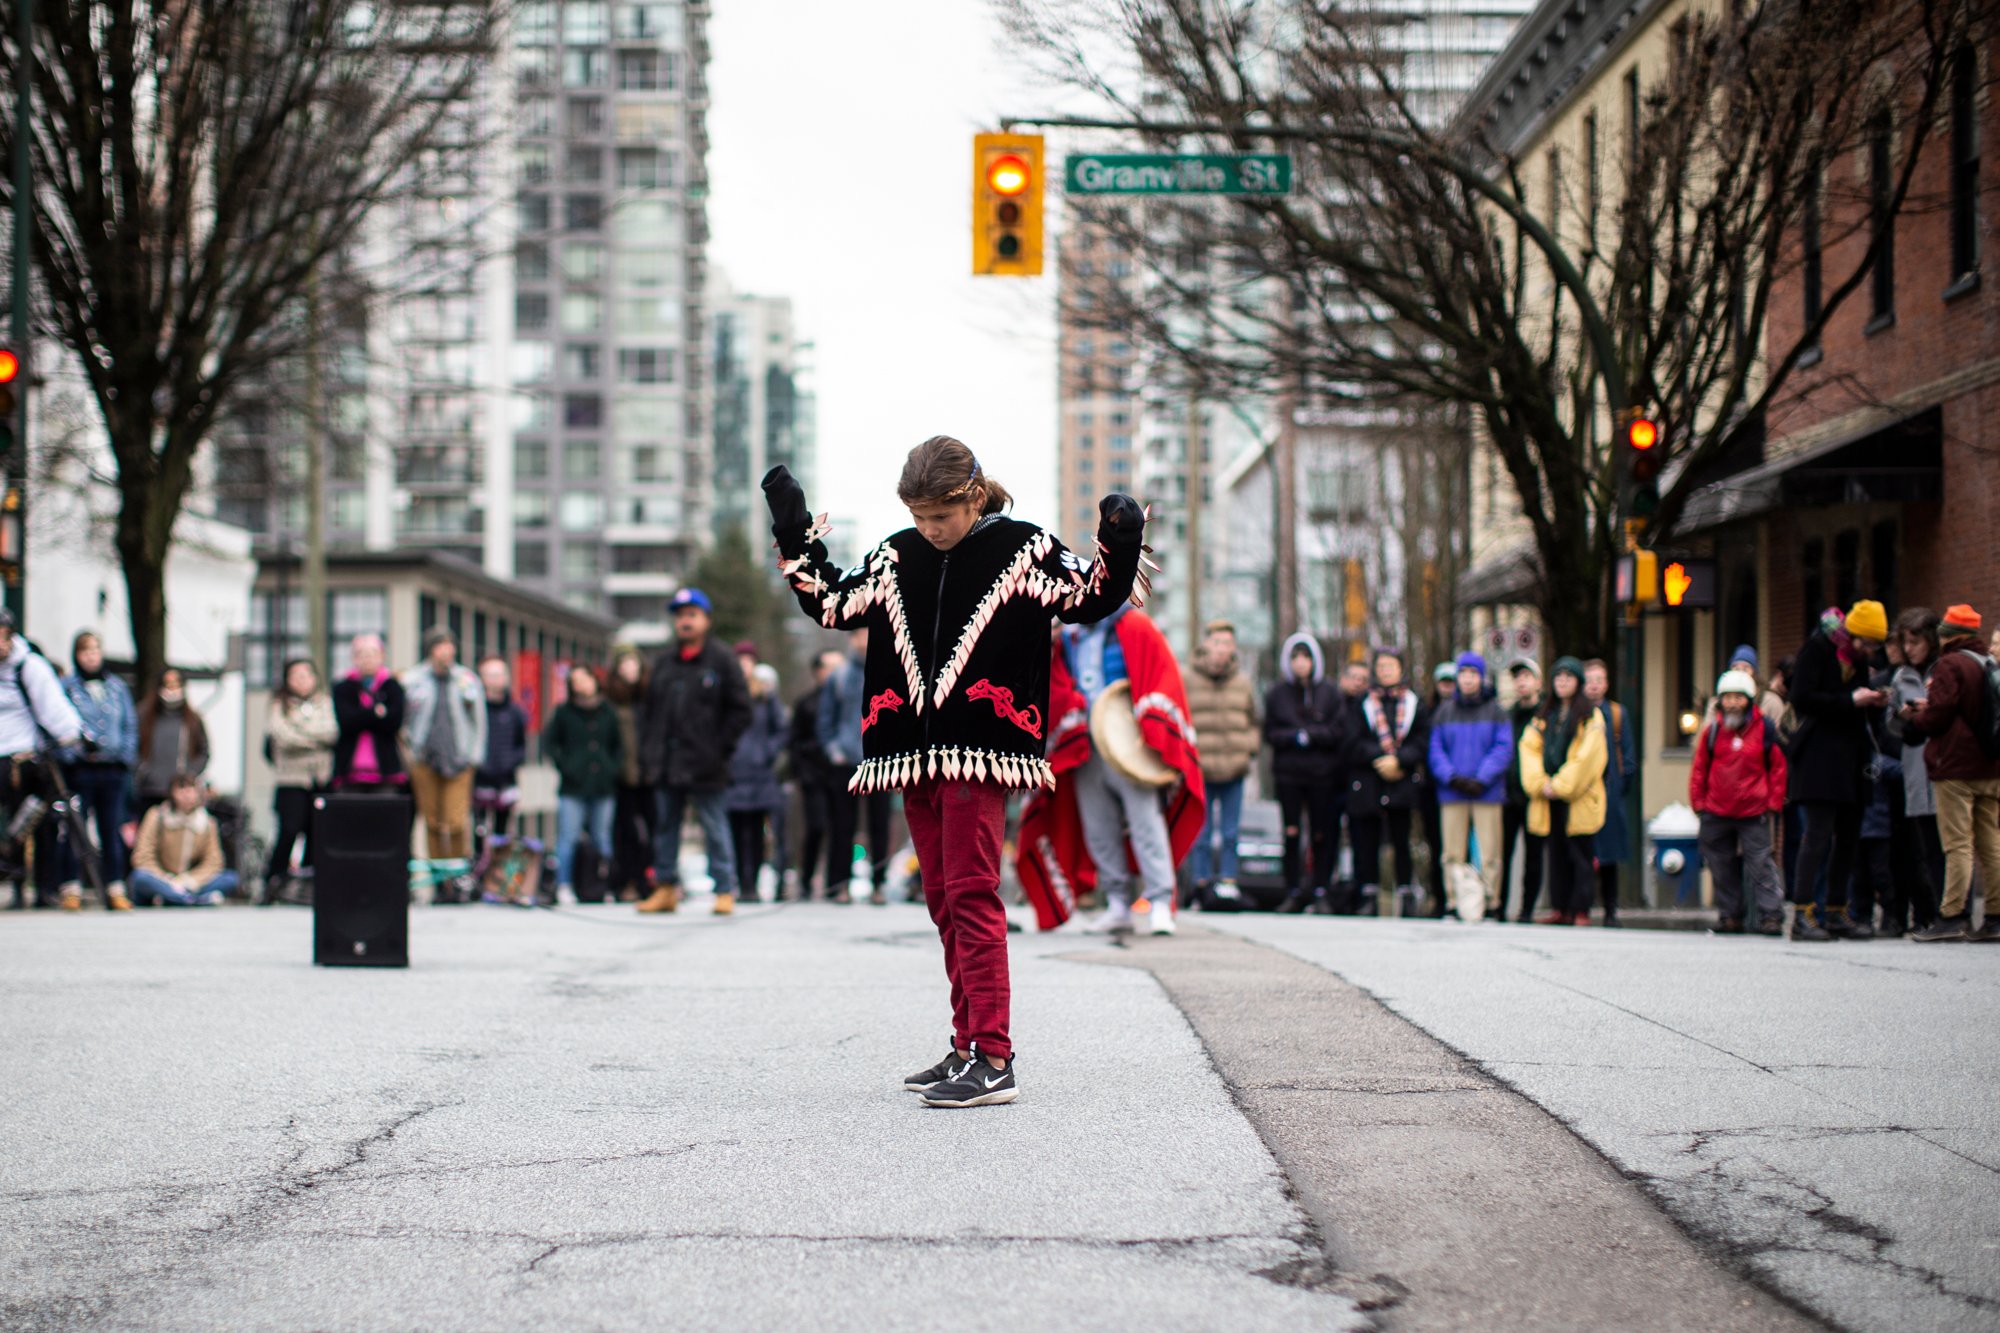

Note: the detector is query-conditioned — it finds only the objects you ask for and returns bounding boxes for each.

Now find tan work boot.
[107,889,133,911]
[58,885,83,911]
[636,885,679,914]
[712,892,735,916]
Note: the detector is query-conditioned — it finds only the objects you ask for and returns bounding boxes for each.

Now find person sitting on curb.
[128,772,237,906]
[1690,671,1788,936]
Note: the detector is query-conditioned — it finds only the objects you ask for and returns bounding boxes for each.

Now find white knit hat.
[1715,670,1757,700]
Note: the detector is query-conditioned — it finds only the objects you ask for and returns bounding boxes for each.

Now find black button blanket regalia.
[771,509,1144,794]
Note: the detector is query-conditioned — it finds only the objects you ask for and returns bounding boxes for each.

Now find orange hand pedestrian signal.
[1664,562,1694,607]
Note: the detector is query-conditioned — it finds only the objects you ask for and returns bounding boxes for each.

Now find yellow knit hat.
[1845,600,1888,642]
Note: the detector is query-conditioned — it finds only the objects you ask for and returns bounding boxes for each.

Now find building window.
[514,493,550,528]
[564,1,608,43]
[563,393,603,428]
[565,144,604,183]
[517,2,556,44]
[1584,111,1601,242]
[515,440,549,480]
[1078,434,1094,451]
[521,96,554,137]
[1868,111,1895,327]
[515,543,550,578]
[560,493,604,530]
[563,343,602,379]
[563,440,602,481]
[561,241,605,281]
[615,3,681,42]
[562,544,602,582]
[563,48,608,87]
[516,242,549,281]
[565,194,604,232]
[515,292,550,331]
[560,290,603,332]
[617,49,673,90]
[1624,66,1641,179]
[1949,44,1979,285]
[620,445,667,483]
[568,97,606,136]
[617,149,669,189]
[618,347,675,383]
[517,143,550,184]
[517,194,551,232]
[512,340,552,385]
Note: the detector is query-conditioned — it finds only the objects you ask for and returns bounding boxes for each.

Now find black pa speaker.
[313,792,412,967]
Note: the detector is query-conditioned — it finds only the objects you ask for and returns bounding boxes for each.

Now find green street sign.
[1064,153,1291,196]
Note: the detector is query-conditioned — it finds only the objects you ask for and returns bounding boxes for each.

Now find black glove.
[1097,492,1144,547]
[762,465,809,534]
[1449,775,1488,798]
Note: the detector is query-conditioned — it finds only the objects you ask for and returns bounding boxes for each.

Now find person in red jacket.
[1691,671,1788,935]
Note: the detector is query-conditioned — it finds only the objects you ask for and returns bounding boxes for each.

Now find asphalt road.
[1206,913,2000,1332]
[0,902,1362,1332]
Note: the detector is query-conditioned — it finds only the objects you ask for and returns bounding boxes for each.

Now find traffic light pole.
[8,0,33,625]
[1005,110,1648,903]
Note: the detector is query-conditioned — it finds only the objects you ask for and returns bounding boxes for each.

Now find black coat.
[1785,628,1871,805]
[332,673,407,783]
[640,638,753,791]
[1263,676,1348,786]
[543,699,622,800]
[477,694,530,788]
[788,686,833,788]
[1344,688,1431,813]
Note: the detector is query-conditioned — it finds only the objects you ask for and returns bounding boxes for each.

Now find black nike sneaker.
[921,1055,1018,1108]
[903,1049,971,1093]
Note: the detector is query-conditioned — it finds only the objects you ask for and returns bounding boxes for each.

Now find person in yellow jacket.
[1518,657,1608,925]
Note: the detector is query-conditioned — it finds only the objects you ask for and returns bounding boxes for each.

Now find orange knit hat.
[1940,604,1982,637]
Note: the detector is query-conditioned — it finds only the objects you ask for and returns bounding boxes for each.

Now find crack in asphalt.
[1655,1134,2000,1316]
[1244,1081,1489,1095]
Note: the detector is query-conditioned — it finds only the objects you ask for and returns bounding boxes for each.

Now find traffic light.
[0,347,19,459]
[973,133,1044,277]
[1622,409,1663,517]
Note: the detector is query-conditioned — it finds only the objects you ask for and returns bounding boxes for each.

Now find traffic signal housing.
[1622,409,1663,517]
[973,133,1044,277]
[0,348,19,460]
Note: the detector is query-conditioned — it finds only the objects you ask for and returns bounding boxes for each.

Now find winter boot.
[1790,905,1833,942]
[1826,906,1874,940]
[1276,888,1311,915]
[636,884,680,914]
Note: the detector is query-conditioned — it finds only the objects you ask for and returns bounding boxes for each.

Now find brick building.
[1679,32,1998,662]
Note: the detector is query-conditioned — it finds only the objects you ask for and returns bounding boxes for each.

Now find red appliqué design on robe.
[861,688,904,732]
[966,678,1043,738]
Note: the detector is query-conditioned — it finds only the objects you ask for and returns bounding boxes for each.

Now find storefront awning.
[1457,539,1539,607]
[1673,407,1943,537]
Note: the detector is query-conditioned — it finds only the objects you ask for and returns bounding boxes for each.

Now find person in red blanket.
[764,436,1145,1108]
[1690,670,1788,935]
[1017,606,1204,937]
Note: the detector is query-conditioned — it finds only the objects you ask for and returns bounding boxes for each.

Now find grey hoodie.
[1886,663,1935,817]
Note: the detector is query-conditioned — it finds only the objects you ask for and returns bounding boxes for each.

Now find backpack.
[1703,713,1780,768]
[1971,652,2000,761]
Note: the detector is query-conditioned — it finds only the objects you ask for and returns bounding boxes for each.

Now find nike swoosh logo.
[983,1074,1006,1089]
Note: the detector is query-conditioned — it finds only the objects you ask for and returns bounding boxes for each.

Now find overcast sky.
[704,0,1061,551]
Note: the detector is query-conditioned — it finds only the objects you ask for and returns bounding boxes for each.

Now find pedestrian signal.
[1659,558,1717,609]
[0,348,19,459]
[973,133,1044,277]
[1615,550,1659,606]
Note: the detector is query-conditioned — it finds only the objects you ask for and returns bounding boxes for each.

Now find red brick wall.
[1764,27,2000,637]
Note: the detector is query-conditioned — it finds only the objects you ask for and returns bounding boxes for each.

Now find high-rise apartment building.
[1054,213,1142,557]
[709,269,816,554]
[213,0,716,633]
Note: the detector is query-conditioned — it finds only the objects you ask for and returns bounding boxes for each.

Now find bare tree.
[0,0,502,682]
[1002,0,1984,658]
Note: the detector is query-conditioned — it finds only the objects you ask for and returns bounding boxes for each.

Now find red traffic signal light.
[0,349,19,385]
[1626,415,1658,452]
[1625,412,1664,486]
[986,155,1030,196]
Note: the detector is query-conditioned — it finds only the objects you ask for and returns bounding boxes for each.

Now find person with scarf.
[1518,657,1608,925]
[1501,658,1548,922]
[332,634,408,791]
[135,667,210,817]
[59,630,138,907]
[1342,648,1430,918]
[1785,601,1889,941]
[1028,604,1203,936]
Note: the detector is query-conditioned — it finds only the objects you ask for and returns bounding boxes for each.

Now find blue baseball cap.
[668,588,712,614]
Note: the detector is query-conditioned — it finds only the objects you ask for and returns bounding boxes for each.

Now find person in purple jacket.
[1428,652,1517,921]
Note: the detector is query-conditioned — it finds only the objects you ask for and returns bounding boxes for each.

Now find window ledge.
[1943,270,1982,302]
[1796,345,1824,369]
[1863,311,1897,337]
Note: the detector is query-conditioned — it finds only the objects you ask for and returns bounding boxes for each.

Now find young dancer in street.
[763,436,1144,1108]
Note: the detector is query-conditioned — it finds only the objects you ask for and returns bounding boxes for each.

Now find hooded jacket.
[1262,633,1343,786]
[1785,626,1873,804]
[1427,671,1514,805]
[726,690,789,812]
[400,662,487,780]
[1186,649,1259,784]
[61,668,137,768]
[543,696,623,800]
[1690,707,1787,820]
[1519,706,1608,837]
[477,691,530,789]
